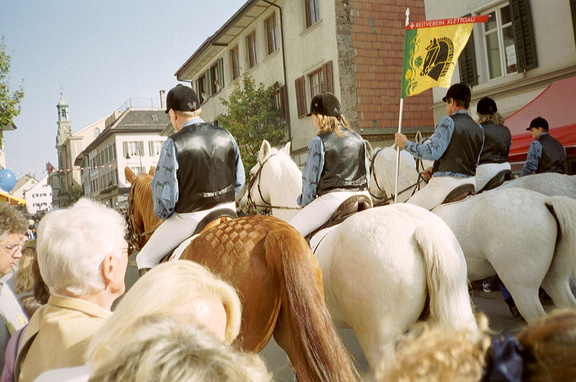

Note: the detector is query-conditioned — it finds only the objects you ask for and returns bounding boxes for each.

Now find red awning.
[505,75,576,162]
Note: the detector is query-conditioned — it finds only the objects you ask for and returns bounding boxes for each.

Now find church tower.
[56,92,71,147]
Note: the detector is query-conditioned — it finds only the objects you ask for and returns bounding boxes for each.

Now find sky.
[1,0,247,179]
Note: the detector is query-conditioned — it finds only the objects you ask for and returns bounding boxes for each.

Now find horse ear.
[149,166,156,176]
[125,167,137,184]
[282,141,291,155]
[364,140,373,157]
[259,140,272,161]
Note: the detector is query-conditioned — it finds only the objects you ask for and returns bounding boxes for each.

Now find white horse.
[369,145,576,323]
[240,141,477,372]
[497,172,576,199]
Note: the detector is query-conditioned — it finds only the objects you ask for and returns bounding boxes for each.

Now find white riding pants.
[406,176,475,211]
[289,190,370,238]
[136,202,235,269]
[474,162,511,192]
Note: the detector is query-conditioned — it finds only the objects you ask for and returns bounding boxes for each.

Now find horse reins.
[246,153,300,213]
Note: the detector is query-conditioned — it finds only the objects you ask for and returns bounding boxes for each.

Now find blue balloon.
[0,169,17,192]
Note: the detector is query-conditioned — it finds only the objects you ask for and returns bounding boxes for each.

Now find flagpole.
[394,8,410,203]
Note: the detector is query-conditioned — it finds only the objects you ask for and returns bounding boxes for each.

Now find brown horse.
[124,167,357,381]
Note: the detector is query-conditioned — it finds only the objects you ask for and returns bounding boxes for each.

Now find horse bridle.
[369,147,427,206]
[245,153,300,214]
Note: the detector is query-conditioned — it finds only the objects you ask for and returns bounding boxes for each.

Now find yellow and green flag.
[401,15,489,98]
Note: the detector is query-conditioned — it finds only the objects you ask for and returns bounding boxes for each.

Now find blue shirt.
[404,110,482,178]
[297,135,370,207]
[152,118,245,219]
[521,140,542,176]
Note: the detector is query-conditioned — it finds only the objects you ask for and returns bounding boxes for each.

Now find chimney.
[159,90,166,110]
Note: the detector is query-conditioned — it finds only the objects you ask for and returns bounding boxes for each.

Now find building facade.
[75,108,169,210]
[424,0,576,173]
[175,0,435,165]
[24,175,52,215]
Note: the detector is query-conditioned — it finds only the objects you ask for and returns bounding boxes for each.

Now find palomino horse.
[369,146,576,323]
[240,141,477,372]
[124,167,357,382]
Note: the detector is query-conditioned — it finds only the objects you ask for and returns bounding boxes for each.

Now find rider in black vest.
[290,92,370,238]
[136,85,245,274]
[473,97,512,191]
[521,117,567,175]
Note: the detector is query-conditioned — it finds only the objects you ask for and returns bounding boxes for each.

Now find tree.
[0,38,25,146]
[219,73,288,172]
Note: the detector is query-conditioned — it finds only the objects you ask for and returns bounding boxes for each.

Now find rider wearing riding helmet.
[473,97,512,192]
[395,83,484,210]
[289,92,371,238]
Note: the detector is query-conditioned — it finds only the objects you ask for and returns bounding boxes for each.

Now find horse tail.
[544,196,576,278]
[264,227,358,382]
[413,224,477,331]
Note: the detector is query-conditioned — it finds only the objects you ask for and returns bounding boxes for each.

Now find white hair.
[36,198,126,296]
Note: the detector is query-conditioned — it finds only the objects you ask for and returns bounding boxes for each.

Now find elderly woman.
[35,260,254,382]
[15,199,128,382]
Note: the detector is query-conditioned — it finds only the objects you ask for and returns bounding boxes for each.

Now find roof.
[506,75,576,161]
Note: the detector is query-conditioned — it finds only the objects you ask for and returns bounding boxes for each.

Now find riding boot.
[138,268,151,278]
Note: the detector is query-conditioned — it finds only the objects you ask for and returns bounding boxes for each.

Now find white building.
[24,175,52,214]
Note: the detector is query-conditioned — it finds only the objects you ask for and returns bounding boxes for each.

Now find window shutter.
[139,141,144,156]
[219,58,225,88]
[457,14,478,86]
[148,141,154,156]
[571,0,576,46]
[205,69,212,97]
[295,76,307,118]
[510,0,538,72]
[321,61,333,93]
[123,142,128,158]
[278,84,288,122]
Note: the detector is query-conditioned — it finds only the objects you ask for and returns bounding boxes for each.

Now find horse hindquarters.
[541,196,576,310]
[265,227,357,382]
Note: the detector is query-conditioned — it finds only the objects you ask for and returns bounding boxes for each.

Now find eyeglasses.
[0,242,25,257]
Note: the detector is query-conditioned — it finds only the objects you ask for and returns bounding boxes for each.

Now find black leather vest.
[317,130,368,196]
[537,133,567,174]
[479,123,511,164]
[432,113,484,176]
[171,122,236,213]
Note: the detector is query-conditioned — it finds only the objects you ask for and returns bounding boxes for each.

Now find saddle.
[159,208,237,263]
[305,195,372,242]
[441,183,476,205]
[479,170,512,192]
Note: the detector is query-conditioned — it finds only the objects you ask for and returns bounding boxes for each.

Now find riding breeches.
[406,176,475,211]
[289,190,371,238]
[136,202,235,269]
[474,162,511,192]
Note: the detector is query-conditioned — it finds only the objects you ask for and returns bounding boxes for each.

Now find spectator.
[14,240,44,317]
[0,203,28,373]
[35,260,244,381]
[15,198,128,382]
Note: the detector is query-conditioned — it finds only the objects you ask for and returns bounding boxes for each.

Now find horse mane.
[132,173,158,231]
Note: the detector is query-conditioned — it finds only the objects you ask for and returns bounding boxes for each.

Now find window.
[198,74,208,103]
[149,141,164,156]
[265,14,278,55]
[210,58,225,94]
[246,31,258,68]
[94,128,100,136]
[295,61,333,118]
[484,4,516,79]
[309,70,323,100]
[230,46,240,80]
[305,0,320,28]
[124,141,144,158]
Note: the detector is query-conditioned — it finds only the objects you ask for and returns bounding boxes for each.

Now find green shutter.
[510,0,538,72]
[457,14,478,86]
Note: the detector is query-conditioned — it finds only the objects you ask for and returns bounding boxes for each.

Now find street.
[124,261,555,381]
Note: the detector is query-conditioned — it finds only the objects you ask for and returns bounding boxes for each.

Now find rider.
[473,97,512,192]
[394,83,484,210]
[289,92,371,238]
[521,116,567,175]
[136,85,245,275]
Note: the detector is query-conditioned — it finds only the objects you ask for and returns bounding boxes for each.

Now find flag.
[46,162,55,174]
[401,15,489,98]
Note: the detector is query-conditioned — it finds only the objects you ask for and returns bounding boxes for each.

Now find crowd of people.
[0,83,572,381]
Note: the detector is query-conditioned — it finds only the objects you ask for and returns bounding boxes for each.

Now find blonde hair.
[14,240,37,294]
[88,315,271,382]
[316,113,352,137]
[516,309,576,381]
[376,314,491,382]
[477,112,505,126]
[88,261,242,366]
